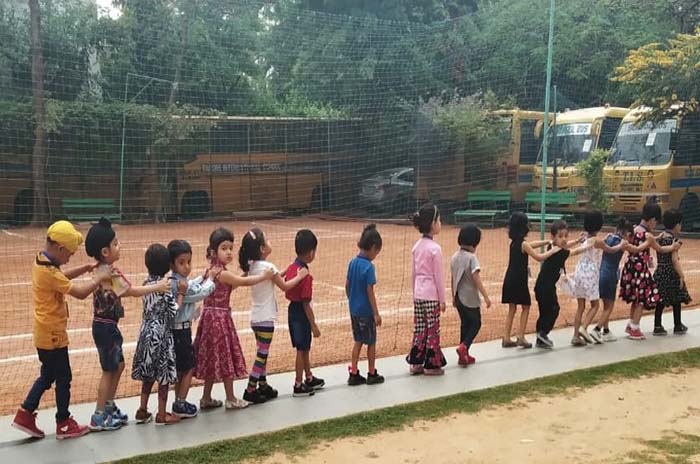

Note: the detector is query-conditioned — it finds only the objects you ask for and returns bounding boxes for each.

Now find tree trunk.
[29,0,49,225]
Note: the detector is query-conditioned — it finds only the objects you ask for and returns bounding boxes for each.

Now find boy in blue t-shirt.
[345,224,384,386]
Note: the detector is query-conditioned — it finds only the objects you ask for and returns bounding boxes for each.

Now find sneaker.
[424,368,445,376]
[107,404,128,425]
[56,417,90,440]
[456,344,468,366]
[155,412,181,426]
[674,324,688,335]
[536,332,554,348]
[571,336,587,347]
[242,389,268,404]
[653,326,668,336]
[225,398,249,410]
[517,338,533,349]
[347,371,367,386]
[589,327,603,344]
[135,408,152,424]
[293,382,315,397]
[258,384,279,400]
[366,371,385,385]
[535,339,553,350]
[466,353,476,365]
[305,376,325,390]
[579,328,594,344]
[172,400,198,418]
[627,328,646,340]
[602,330,617,342]
[409,364,424,375]
[11,408,45,439]
[89,412,122,432]
[625,324,633,336]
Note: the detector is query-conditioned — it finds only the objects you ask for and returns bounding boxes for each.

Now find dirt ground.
[256,369,700,464]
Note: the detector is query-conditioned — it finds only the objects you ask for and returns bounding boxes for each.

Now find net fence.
[1,0,699,414]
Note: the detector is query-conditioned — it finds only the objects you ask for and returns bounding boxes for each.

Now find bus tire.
[13,189,34,226]
[680,193,700,231]
[181,191,210,220]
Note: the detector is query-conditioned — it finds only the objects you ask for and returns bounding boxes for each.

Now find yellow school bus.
[533,106,629,211]
[414,109,543,205]
[604,107,700,225]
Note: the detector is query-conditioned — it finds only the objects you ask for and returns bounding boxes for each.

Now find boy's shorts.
[351,315,376,345]
[92,320,124,372]
[172,326,196,373]
[288,301,312,351]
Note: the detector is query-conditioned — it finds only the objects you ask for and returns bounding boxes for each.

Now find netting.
[1,0,700,414]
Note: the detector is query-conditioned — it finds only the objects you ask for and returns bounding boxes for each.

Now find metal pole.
[540,0,555,239]
[119,73,130,221]
[327,121,331,212]
[552,85,558,193]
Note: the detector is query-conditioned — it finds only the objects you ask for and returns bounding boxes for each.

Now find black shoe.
[674,324,688,335]
[366,371,385,385]
[536,332,554,348]
[305,376,325,390]
[535,338,553,350]
[258,384,278,400]
[293,382,315,397]
[347,372,367,386]
[653,326,668,336]
[242,389,267,404]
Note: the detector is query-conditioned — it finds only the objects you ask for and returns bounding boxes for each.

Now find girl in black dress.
[501,212,562,349]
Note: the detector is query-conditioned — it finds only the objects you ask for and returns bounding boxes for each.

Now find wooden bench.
[62,198,120,222]
[454,190,512,227]
[524,191,576,223]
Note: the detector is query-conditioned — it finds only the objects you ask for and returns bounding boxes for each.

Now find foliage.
[576,148,611,212]
[612,31,700,121]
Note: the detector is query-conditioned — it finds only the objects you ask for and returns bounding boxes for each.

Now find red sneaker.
[12,408,45,439]
[56,417,90,440]
[625,324,633,336]
[627,328,646,340]
[466,353,476,365]
[456,344,468,366]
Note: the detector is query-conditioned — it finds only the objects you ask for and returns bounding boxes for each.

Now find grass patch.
[623,433,700,463]
[113,348,700,464]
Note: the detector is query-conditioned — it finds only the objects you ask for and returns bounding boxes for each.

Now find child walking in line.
[501,212,561,349]
[572,210,626,346]
[588,218,648,342]
[131,244,181,426]
[194,227,273,410]
[451,224,491,366]
[167,239,220,418]
[620,203,682,340]
[12,221,111,440]
[238,228,309,404]
[653,209,691,335]
[85,218,170,432]
[285,229,325,397]
[346,224,385,386]
[535,220,589,349]
[406,203,447,375]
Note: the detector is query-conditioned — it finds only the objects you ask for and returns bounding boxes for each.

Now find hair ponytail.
[238,228,265,273]
[411,203,440,235]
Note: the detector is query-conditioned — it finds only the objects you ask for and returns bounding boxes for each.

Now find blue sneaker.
[106,404,129,425]
[172,400,198,419]
[89,412,122,432]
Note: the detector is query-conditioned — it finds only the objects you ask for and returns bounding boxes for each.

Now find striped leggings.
[246,323,274,392]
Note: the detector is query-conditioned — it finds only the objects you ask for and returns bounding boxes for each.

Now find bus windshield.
[538,123,594,166]
[608,119,676,166]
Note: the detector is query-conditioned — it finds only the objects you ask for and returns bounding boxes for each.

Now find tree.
[576,148,610,212]
[28,0,48,224]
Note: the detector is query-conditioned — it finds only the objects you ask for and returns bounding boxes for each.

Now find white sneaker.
[589,327,603,344]
[602,331,617,342]
[579,327,594,344]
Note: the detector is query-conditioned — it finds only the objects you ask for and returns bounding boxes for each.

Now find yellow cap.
[47,220,83,254]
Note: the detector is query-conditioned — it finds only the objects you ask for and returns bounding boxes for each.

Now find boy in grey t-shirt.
[450,224,491,366]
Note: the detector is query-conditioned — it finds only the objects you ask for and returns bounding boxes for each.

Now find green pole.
[540,0,555,239]
[119,73,130,221]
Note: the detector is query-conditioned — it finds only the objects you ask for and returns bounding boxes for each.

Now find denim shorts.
[92,321,124,372]
[351,315,376,345]
[288,302,312,351]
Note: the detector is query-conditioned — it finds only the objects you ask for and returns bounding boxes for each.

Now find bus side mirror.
[669,130,679,152]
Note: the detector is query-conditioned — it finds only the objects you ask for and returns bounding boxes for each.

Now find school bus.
[532,106,629,212]
[414,109,543,206]
[604,107,700,226]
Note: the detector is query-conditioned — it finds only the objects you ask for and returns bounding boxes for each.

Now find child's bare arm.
[472,270,492,308]
[219,268,273,288]
[67,264,111,299]
[273,267,308,291]
[672,251,686,288]
[528,239,552,249]
[304,301,320,337]
[597,237,624,254]
[64,263,95,280]
[647,233,682,254]
[124,278,171,297]
[569,240,593,257]
[523,241,560,262]
[367,284,381,326]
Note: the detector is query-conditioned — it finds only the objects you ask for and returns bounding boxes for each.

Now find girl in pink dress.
[194,227,273,410]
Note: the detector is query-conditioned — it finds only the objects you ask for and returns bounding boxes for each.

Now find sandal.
[502,339,518,348]
[135,408,152,424]
[199,398,223,410]
[517,338,533,349]
[225,398,249,410]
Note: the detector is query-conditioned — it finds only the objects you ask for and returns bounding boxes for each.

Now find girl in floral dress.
[194,228,273,410]
[620,203,681,340]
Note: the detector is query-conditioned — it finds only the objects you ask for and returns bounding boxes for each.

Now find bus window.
[519,120,539,164]
[599,117,623,150]
[676,113,700,165]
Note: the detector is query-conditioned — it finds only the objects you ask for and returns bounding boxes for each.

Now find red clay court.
[0,217,698,415]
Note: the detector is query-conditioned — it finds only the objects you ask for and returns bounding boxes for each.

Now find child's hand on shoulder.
[297,267,309,278]
[375,313,382,327]
[154,278,171,293]
[263,268,275,279]
[92,264,112,283]
[312,323,321,338]
[207,265,223,281]
[177,279,188,295]
[673,240,683,251]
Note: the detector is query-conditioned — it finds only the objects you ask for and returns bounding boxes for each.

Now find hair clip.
[249,230,257,240]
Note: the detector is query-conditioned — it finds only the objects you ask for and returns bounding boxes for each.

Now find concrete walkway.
[2,310,699,463]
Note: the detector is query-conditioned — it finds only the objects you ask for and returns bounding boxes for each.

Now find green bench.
[62,198,120,222]
[524,191,576,223]
[454,190,512,227]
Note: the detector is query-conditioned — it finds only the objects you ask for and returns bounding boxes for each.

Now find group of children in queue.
[10,198,691,439]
